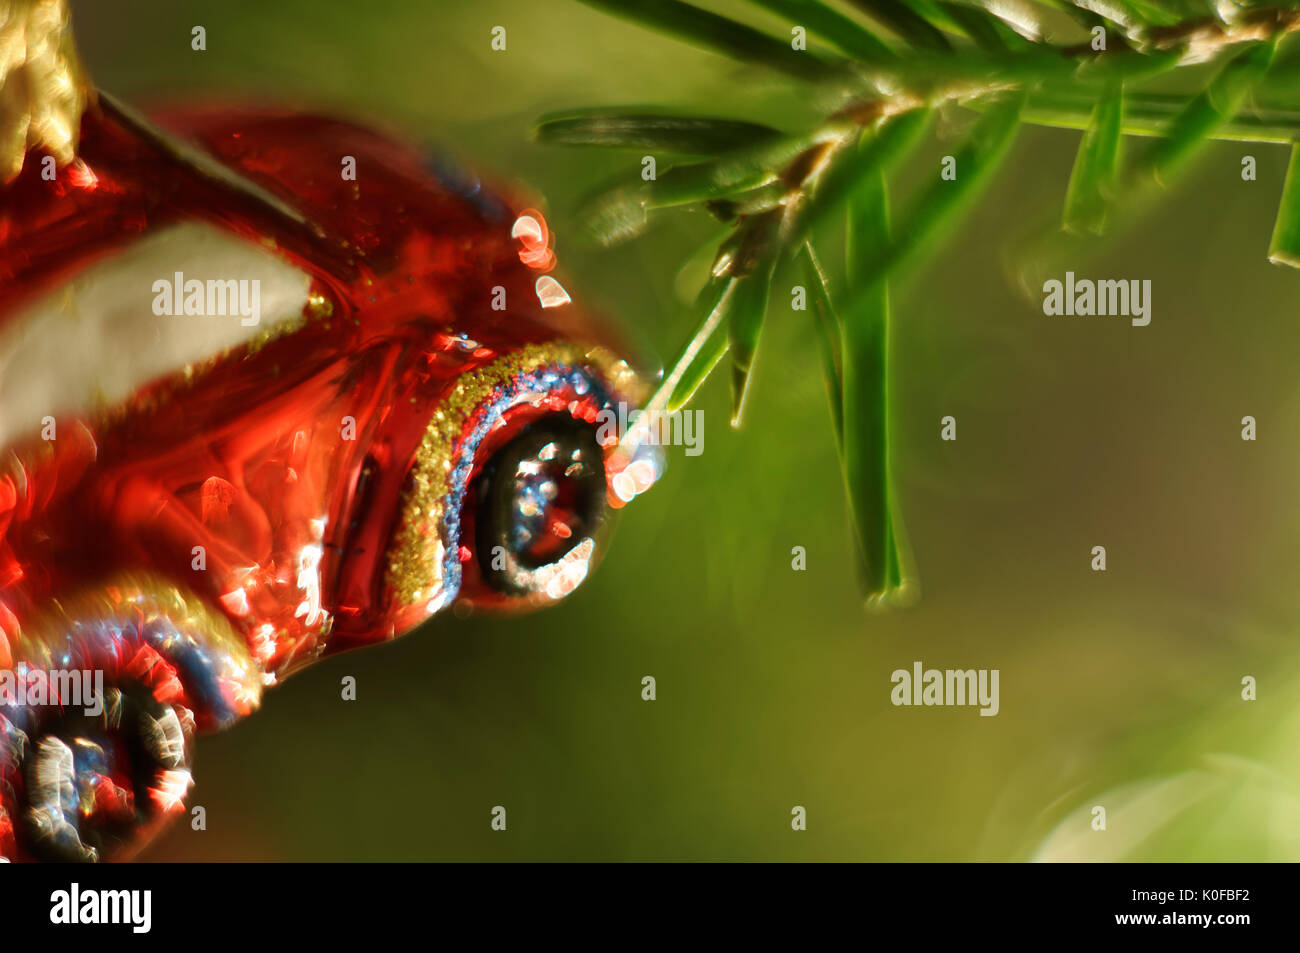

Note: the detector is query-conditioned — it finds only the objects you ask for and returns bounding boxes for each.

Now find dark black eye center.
[474,413,607,596]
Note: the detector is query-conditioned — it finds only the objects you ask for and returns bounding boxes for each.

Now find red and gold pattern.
[0,33,658,858]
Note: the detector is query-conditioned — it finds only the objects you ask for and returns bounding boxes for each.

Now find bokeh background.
[69,0,1300,861]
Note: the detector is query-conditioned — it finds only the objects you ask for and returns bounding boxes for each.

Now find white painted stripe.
[0,221,313,450]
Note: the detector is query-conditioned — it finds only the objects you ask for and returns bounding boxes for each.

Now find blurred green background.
[71,0,1300,861]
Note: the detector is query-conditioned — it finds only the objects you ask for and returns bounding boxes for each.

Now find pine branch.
[541,0,1300,607]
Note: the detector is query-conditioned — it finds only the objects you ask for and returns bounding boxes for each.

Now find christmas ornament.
[0,0,659,861]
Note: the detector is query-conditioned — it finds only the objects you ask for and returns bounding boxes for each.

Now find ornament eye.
[470,413,608,600]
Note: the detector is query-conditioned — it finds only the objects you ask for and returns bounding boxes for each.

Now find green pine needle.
[1270,142,1300,265]
[1062,81,1123,235]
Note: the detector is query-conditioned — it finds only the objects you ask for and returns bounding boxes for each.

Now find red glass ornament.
[0,98,658,861]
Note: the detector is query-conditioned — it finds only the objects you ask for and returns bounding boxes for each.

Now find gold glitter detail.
[241,287,334,356]
[306,291,334,319]
[386,341,634,610]
[0,0,92,181]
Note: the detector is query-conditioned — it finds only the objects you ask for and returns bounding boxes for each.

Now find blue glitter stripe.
[4,615,238,730]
